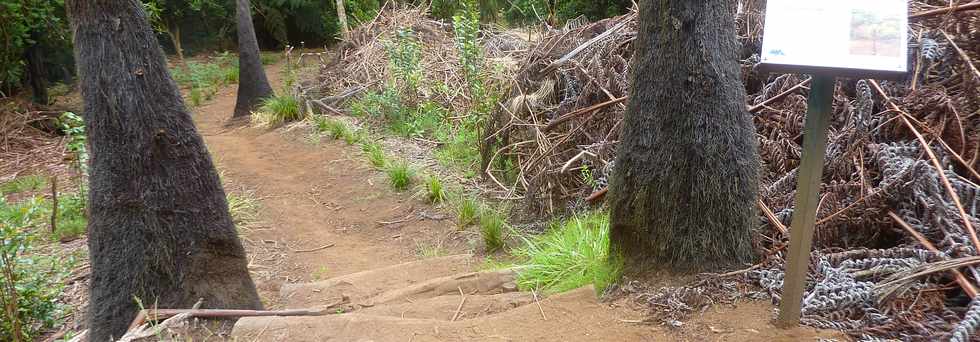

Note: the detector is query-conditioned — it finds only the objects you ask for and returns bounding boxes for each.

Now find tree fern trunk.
[608,0,760,272]
[67,1,263,341]
[234,0,274,118]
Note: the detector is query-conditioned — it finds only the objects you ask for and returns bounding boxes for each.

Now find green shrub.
[424,175,447,204]
[254,95,301,126]
[0,197,74,341]
[512,211,622,294]
[480,209,506,252]
[0,175,47,195]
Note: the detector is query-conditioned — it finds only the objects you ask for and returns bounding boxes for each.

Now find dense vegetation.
[0,0,628,100]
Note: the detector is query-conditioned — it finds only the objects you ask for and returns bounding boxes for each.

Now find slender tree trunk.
[166,22,185,63]
[25,31,48,105]
[234,0,274,118]
[67,2,263,341]
[608,0,760,272]
[336,0,349,39]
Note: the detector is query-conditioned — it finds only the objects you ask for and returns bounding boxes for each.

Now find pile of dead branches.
[0,99,71,183]
[490,1,980,340]
[293,4,530,117]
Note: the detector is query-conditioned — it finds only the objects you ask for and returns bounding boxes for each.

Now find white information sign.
[760,0,909,76]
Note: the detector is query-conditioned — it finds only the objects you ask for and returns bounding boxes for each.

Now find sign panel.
[760,0,909,78]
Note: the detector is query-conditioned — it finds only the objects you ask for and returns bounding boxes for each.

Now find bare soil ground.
[183,62,843,341]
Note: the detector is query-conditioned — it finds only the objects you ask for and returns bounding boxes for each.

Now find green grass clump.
[311,115,362,145]
[0,175,47,195]
[260,52,281,65]
[455,195,478,227]
[386,161,415,191]
[361,143,388,169]
[512,212,622,294]
[424,175,447,204]
[255,95,301,126]
[479,209,506,252]
[228,190,260,229]
[170,54,239,107]
[416,242,446,258]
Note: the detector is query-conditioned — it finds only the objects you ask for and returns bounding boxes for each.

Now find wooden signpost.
[757,0,910,327]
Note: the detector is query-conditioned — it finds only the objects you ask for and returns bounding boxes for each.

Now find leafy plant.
[0,196,74,341]
[384,29,423,91]
[479,208,506,252]
[58,112,88,179]
[254,95,302,126]
[511,211,622,294]
[424,175,447,204]
[386,161,414,191]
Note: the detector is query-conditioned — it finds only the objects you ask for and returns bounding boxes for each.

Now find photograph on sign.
[760,0,909,75]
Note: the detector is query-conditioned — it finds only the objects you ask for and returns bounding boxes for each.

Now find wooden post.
[775,75,836,327]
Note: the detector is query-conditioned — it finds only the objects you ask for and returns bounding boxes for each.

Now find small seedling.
[312,266,330,280]
[386,161,414,191]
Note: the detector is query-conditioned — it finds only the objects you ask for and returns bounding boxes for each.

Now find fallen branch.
[126,308,330,332]
[543,97,627,132]
[910,1,980,19]
[292,243,335,253]
[451,286,467,322]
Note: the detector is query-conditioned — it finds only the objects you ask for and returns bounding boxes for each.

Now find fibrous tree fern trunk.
[608,0,760,272]
[233,0,274,118]
[67,1,263,341]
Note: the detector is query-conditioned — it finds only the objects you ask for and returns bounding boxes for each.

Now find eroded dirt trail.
[189,63,843,341]
[193,65,470,304]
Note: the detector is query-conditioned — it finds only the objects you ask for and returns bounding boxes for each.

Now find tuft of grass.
[455,195,478,227]
[311,115,362,144]
[511,211,622,294]
[424,175,447,204]
[361,142,388,169]
[0,175,47,195]
[312,266,330,280]
[415,242,447,258]
[260,52,281,65]
[254,95,301,126]
[479,209,506,252]
[228,190,260,229]
[386,161,415,191]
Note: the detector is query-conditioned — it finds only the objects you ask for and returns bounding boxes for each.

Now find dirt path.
[190,63,842,341]
[193,64,472,303]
